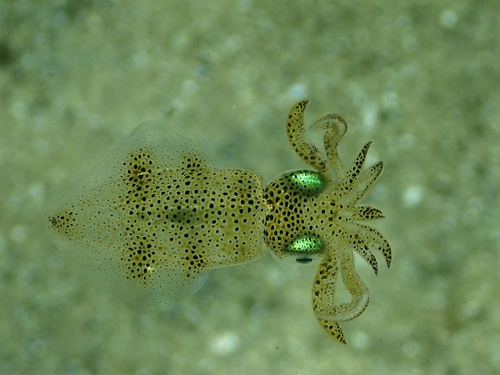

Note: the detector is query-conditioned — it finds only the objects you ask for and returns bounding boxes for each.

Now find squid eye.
[285,235,324,264]
[288,171,326,195]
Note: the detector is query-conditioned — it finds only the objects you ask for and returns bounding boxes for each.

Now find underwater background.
[1,0,499,374]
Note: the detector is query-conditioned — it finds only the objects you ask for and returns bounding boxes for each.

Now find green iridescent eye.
[285,235,324,254]
[288,171,326,194]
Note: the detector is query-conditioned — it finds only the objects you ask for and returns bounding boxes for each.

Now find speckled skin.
[47,121,265,311]
[263,101,391,344]
[47,101,391,344]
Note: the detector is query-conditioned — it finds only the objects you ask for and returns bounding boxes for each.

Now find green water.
[1,1,498,374]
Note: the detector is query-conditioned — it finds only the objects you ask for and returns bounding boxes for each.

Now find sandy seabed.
[1,1,499,374]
